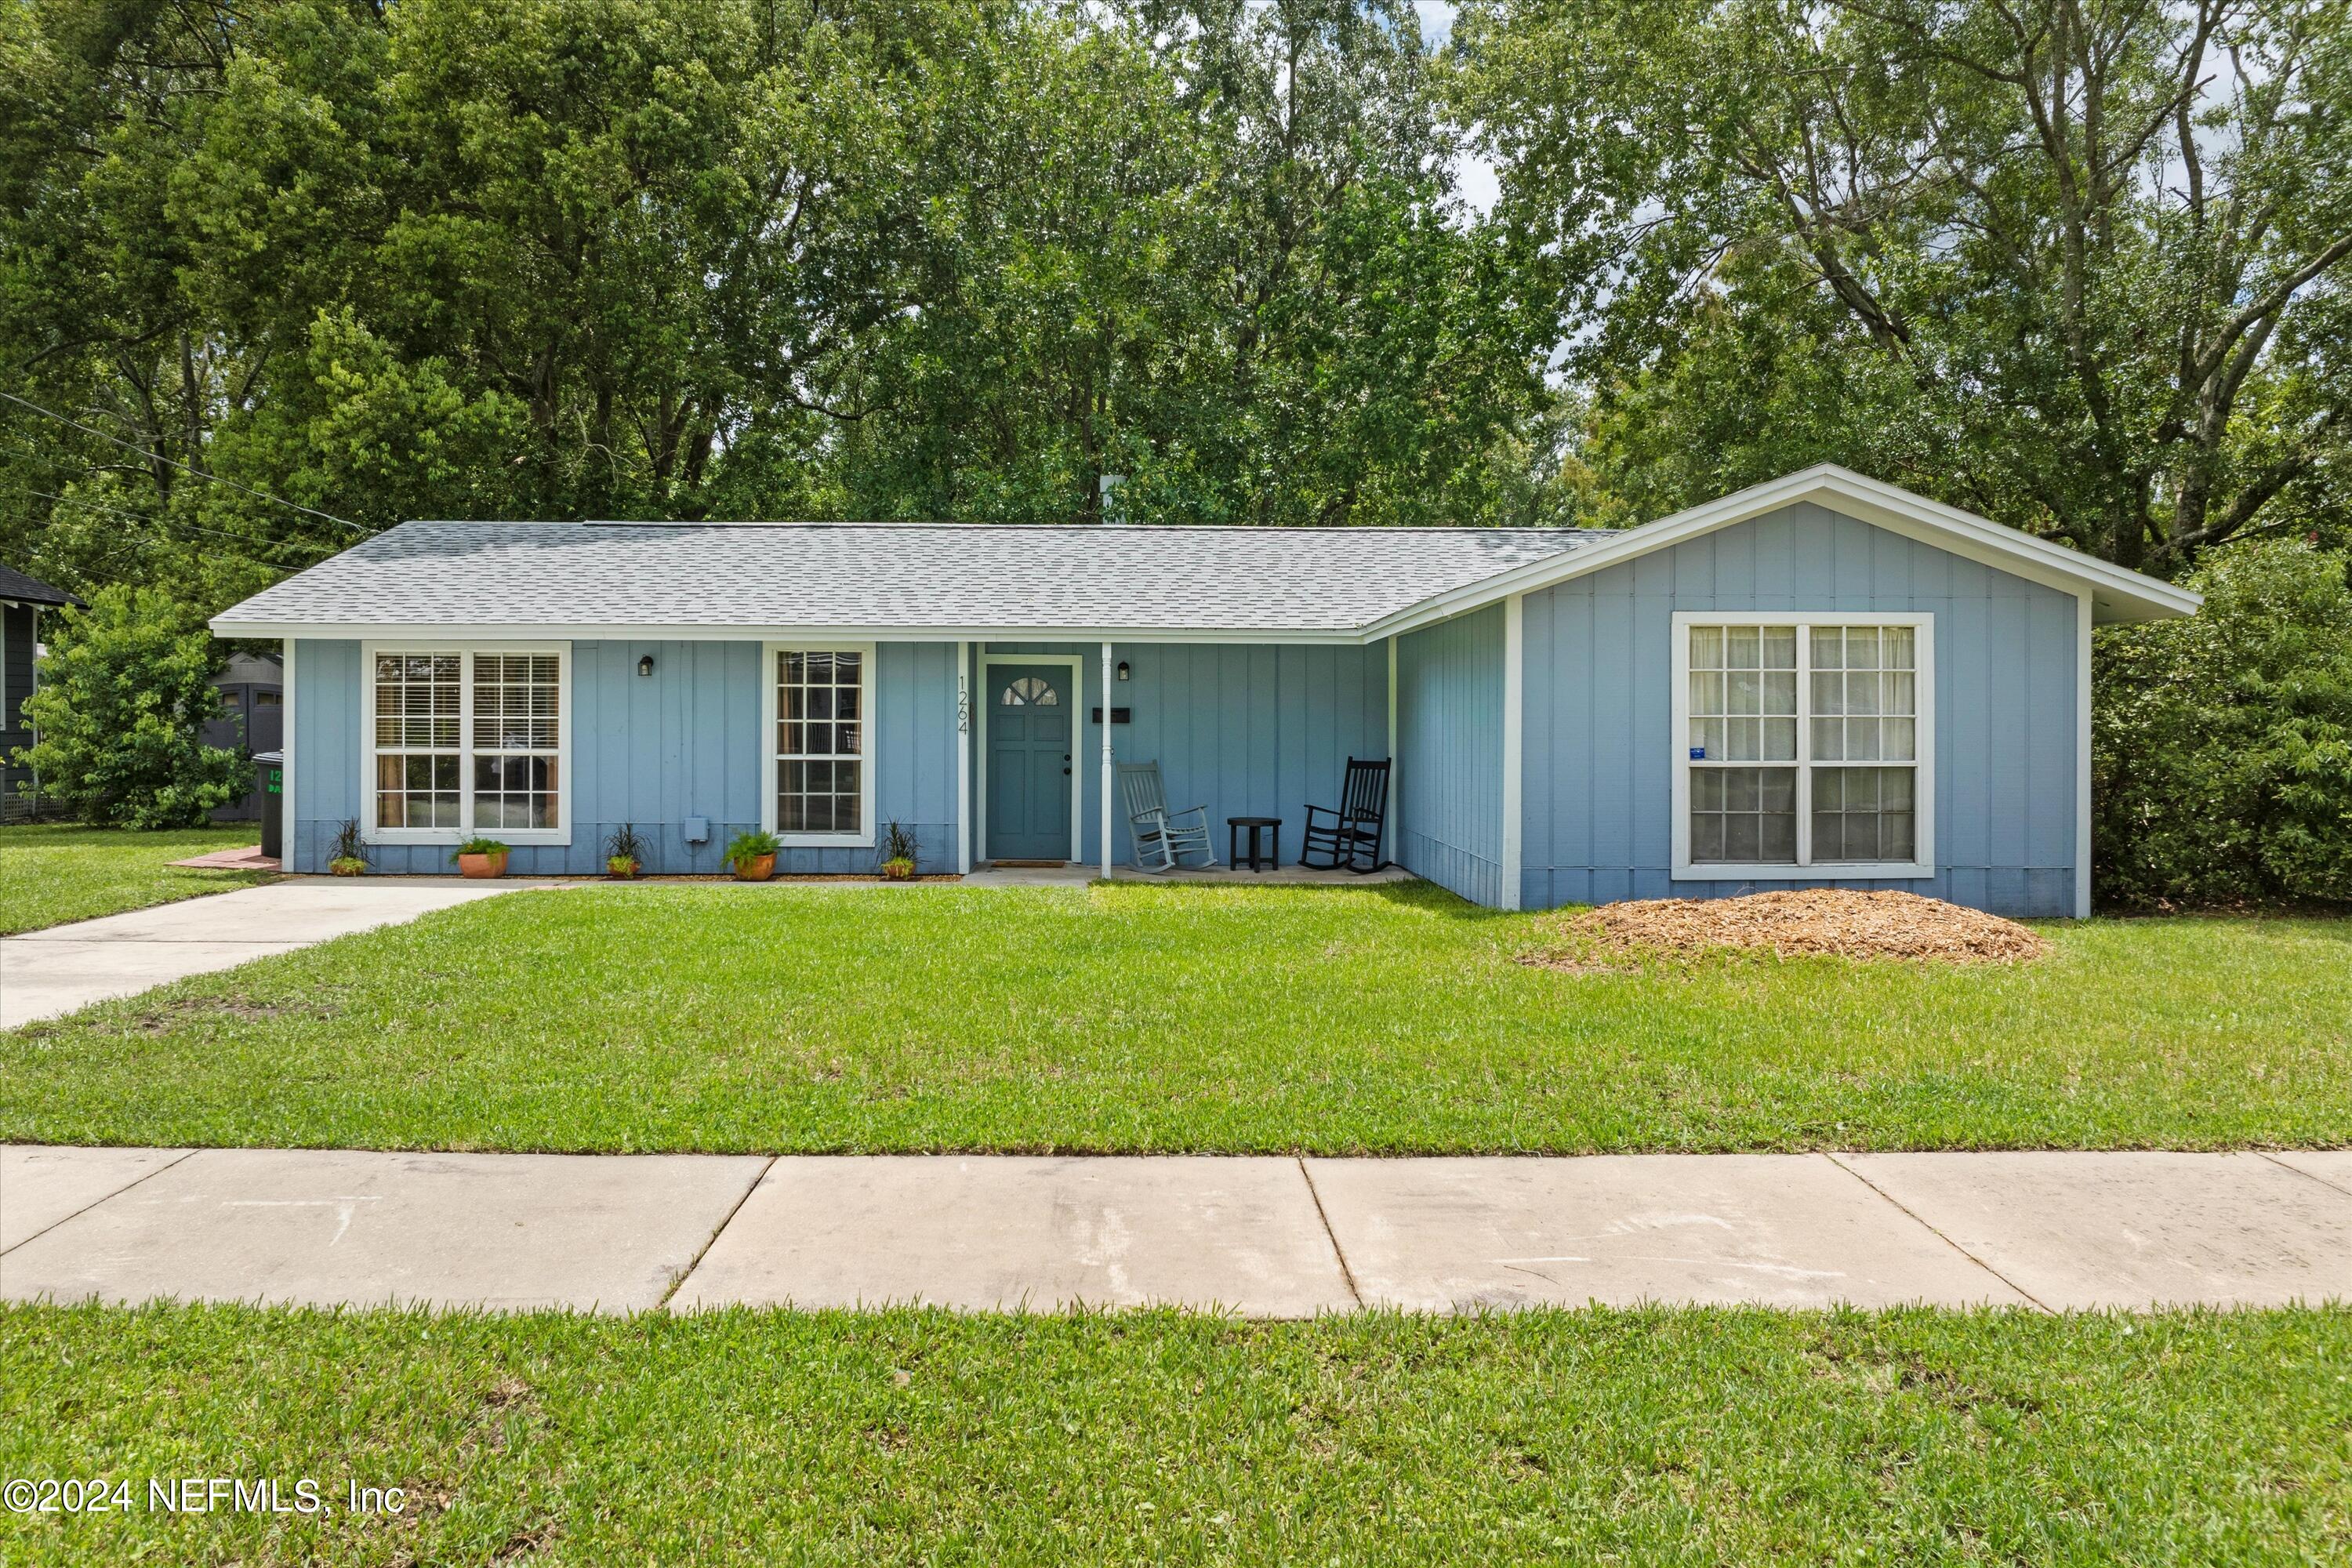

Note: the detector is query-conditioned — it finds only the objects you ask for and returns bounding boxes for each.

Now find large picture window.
[365,646,569,844]
[1671,615,1933,877]
[764,644,874,844]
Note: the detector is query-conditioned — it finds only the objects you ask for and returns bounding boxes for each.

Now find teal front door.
[987,665,1073,861]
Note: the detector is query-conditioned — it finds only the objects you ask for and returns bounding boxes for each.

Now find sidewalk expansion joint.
[1295,1157,1363,1308]
[2256,1150,2352,1199]
[1823,1152,2052,1314]
[0,1148,200,1260]
[659,1154,778,1308]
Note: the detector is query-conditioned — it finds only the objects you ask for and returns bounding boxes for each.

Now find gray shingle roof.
[212,521,1607,635]
[1,564,79,607]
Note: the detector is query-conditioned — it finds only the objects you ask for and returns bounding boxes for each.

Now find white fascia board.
[205,619,1370,645]
[1359,466,2201,640]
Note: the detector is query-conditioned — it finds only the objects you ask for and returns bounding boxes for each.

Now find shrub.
[11,586,246,829]
[2093,539,2352,906]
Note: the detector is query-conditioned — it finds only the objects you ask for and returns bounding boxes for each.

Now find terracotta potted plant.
[328,818,370,877]
[725,829,779,882]
[879,819,919,881]
[604,822,648,880]
[453,837,511,878]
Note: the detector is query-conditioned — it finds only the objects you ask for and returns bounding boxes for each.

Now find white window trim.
[975,652,1085,864]
[1669,612,1936,881]
[761,640,877,848]
[358,641,572,848]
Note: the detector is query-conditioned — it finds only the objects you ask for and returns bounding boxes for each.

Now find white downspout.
[1099,640,1114,879]
[281,637,297,871]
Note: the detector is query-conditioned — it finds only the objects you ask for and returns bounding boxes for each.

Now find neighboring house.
[202,650,285,820]
[2,564,81,822]
[209,466,2199,916]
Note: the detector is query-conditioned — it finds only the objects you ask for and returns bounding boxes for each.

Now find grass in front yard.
[0,822,270,935]
[2,882,2344,1153]
[1,1303,2343,1566]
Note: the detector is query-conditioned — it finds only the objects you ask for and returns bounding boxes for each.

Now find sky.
[1414,2,1503,215]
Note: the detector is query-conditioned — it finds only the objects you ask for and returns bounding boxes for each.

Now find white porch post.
[1501,594,1524,911]
[956,641,972,874]
[1099,640,1114,878]
[1386,634,1399,867]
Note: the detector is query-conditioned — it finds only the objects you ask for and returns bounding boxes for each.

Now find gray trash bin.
[254,750,283,860]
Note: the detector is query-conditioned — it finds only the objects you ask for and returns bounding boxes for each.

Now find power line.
[27,488,334,561]
[0,387,367,533]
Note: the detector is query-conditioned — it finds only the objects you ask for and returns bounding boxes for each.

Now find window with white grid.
[1673,615,1932,876]
[365,648,568,843]
[372,653,461,829]
[770,647,870,840]
[471,653,561,830]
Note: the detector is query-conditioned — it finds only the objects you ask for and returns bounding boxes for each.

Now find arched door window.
[1000,677,1059,706]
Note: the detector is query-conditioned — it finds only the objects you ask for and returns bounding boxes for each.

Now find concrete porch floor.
[967,862,1415,888]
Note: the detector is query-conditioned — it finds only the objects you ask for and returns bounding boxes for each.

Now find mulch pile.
[1547,887,2046,965]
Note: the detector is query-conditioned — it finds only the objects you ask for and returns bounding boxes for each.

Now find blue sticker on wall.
[1689,746,1706,760]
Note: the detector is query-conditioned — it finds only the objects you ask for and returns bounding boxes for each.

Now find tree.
[1452,0,2352,568]
[12,586,246,828]
[2092,538,2352,902]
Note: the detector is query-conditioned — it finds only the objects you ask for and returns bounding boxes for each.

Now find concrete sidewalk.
[3,1145,2344,1316]
[0,879,521,1029]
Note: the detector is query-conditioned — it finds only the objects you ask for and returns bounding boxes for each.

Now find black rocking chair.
[1300,756,1391,873]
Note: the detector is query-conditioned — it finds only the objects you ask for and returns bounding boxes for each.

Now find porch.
[967,640,1395,877]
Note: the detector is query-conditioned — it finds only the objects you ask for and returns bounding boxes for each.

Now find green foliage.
[880,819,920,866]
[12,587,245,829]
[1453,0,2352,567]
[1,0,1550,604]
[724,829,779,867]
[2094,539,2352,906]
[604,822,648,868]
[453,837,511,858]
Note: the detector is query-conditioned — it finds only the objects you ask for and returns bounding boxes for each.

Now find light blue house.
[211,466,2198,916]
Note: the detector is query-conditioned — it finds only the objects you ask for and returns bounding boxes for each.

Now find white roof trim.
[210,619,1374,644]
[1359,465,2201,635]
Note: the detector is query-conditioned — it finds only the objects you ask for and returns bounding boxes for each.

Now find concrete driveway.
[0,878,524,1029]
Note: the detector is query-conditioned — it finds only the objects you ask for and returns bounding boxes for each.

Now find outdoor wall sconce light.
[1116,660,1131,682]
[637,655,655,677]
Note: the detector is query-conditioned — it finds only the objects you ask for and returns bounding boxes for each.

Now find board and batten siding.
[1392,603,1507,906]
[1519,501,2081,916]
[2,603,38,820]
[977,641,1388,866]
[289,637,960,876]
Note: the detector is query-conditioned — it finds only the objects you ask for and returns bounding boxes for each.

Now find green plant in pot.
[724,829,779,881]
[879,819,919,880]
[452,837,512,878]
[328,818,370,877]
[604,822,648,879]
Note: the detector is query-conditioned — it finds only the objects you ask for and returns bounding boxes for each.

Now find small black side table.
[1227,817,1281,872]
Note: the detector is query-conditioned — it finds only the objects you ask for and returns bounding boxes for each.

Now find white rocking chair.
[1117,761,1218,872]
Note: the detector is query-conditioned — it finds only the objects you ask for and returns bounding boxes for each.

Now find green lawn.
[0,822,270,935]
[1,1303,2343,1566]
[2,882,2344,1153]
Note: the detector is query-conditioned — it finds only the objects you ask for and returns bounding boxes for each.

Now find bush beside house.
[11,586,245,829]
[2094,539,2352,907]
